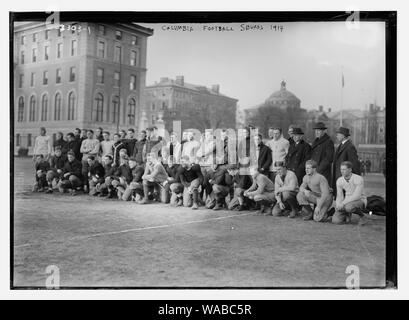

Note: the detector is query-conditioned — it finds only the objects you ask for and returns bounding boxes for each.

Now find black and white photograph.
[8,7,398,294]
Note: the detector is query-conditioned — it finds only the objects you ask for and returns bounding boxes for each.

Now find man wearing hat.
[310,122,334,185]
[332,127,360,192]
[285,127,311,185]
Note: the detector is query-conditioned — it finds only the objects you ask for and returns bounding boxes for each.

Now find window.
[94,93,104,122]
[151,103,156,111]
[54,93,61,120]
[45,30,50,40]
[115,30,122,40]
[20,51,25,64]
[130,75,136,90]
[97,68,104,84]
[114,45,121,62]
[57,43,63,58]
[16,134,20,147]
[71,40,77,56]
[161,101,166,110]
[151,114,156,125]
[17,97,24,122]
[30,72,35,87]
[56,69,62,83]
[29,96,36,122]
[27,134,32,147]
[130,50,138,66]
[44,45,50,60]
[32,48,37,62]
[127,98,136,125]
[97,41,105,58]
[68,92,76,120]
[33,33,37,42]
[114,71,120,87]
[131,35,138,45]
[111,96,119,123]
[18,74,24,88]
[41,95,48,121]
[43,71,48,85]
[21,36,26,45]
[69,67,76,82]
[99,25,106,35]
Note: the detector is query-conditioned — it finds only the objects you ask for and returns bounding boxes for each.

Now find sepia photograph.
[10,11,396,289]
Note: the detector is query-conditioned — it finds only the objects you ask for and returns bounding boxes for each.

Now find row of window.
[96,41,140,66]
[18,67,76,88]
[97,25,140,45]
[96,68,138,90]
[16,93,138,125]
[20,40,77,64]
[17,93,76,123]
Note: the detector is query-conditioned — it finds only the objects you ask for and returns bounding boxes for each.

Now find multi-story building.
[13,22,153,154]
[143,76,238,132]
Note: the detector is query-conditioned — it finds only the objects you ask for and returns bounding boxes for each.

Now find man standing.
[265,127,290,182]
[53,132,66,154]
[112,133,126,166]
[80,130,101,191]
[63,132,82,160]
[58,151,83,195]
[33,127,52,161]
[332,127,361,191]
[287,125,296,146]
[272,162,299,217]
[125,128,137,157]
[332,161,368,225]
[166,131,182,164]
[139,153,168,204]
[285,127,311,185]
[253,133,272,177]
[132,130,147,166]
[181,130,201,163]
[95,127,104,142]
[100,131,114,158]
[244,166,276,215]
[296,160,333,222]
[310,122,334,186]
[178,155,204,210]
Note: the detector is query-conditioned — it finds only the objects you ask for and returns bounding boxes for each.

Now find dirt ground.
[12,158,386,288]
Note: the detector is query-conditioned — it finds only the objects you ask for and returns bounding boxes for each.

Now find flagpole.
[340,66,344,127]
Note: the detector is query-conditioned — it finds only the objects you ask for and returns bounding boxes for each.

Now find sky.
[140,22,385,111]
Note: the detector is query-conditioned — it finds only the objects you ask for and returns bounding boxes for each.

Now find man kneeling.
[272,161,300,217]
[244,166,276,215]
[296,160,333,221]
[58,151,83,195]
[333,161,368,225]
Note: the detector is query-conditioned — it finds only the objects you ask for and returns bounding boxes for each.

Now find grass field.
[13,158,387,288]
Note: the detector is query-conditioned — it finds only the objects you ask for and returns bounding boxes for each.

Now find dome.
[265,81,300,104]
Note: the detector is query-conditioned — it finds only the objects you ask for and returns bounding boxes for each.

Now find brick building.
[143,76,238,132]
[13,22,153,154]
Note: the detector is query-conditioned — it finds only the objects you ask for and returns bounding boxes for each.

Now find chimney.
[211,84,220,93]
[175,75,184,86]
[319,105,323,112]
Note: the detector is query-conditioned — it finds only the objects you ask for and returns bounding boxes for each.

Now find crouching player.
[139,153,169,204]
[205,163,229,210]
[121,158,144,202]
[178,155,204,210]
[296,160,333,222]
[45,147,66,193]
[58,151,83,195]
[86,155,105,196]
[244,166,276,215]
[111,155,133,199]
[163,156,183,206]
[332,161,368,225]
[225,164,253,211]
[97,155,117,198]
[33,154,50,192]
[272,161,300,217]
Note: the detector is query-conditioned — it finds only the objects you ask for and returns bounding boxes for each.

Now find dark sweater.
[63,159,82,178]
[178,164,203,187]
[114,164,133,184]
[50,155,67,171]
[164,164,181,182]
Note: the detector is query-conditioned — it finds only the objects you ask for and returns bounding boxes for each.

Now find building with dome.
[243,80,301,122]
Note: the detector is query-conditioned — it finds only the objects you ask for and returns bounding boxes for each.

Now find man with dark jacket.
[58,151,83,195]
[225,164,253,211]
[98,155,117,197]
[46,147,66,193]
[163,156,183,206]
[204,164,230,210]
[86,156,105,196]
[111,155,133,199]
[310,122,334,185]
[253,133,272,176]
[33,154,50,192]
[125,128,138,157]
[332,127,361,191]
[132,130,147,165]
[121,157,145,201]
[178,155,204,210]
[62,133,81,160]
[112,133,126,166]
[53,132,66,153]
[285,127,311,185]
